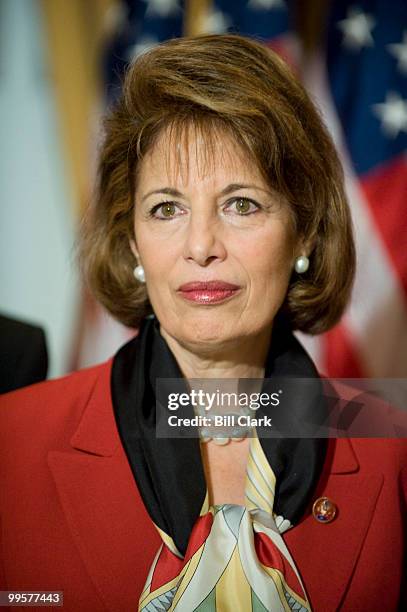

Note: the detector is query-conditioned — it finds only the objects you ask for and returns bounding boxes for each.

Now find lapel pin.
[312,496,337,524]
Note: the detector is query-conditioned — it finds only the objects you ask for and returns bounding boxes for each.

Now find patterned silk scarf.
[111,314,327,611]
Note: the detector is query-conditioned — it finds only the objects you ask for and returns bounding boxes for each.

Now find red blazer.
[0,360,406,611]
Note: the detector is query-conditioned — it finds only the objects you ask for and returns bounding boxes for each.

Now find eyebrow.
[141,187,184,203]
[140,183,272,203]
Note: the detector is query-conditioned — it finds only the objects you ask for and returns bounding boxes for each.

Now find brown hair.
[80,33,356,334]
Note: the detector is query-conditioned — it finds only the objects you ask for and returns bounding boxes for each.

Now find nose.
[182,211,227,266]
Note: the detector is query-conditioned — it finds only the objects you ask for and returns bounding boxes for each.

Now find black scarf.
[111,313,327,556]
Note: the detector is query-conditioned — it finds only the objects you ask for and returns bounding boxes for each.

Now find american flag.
[75,0,407,378]
[319,0,407,377]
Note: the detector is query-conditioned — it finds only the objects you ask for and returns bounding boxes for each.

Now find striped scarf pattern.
[139,432,311,612]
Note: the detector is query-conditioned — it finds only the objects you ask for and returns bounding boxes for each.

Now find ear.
[129,238,139,260]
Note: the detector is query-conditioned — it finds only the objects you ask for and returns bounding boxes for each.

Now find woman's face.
[132,128,300,352]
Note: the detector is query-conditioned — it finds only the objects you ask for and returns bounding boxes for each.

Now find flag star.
[372,91,407,138]
[337,7,375,51]
[387,31,407,76]
[142,0,180,18]
[248,0,286,10]
[202,10,232,34]
[127,36,159,61]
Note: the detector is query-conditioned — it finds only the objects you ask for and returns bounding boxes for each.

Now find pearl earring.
[133,264,146,283]
[294,255,309,274]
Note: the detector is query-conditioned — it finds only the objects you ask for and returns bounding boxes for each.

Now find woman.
[0,34,405,612]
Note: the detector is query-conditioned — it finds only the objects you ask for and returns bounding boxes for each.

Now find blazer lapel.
[285,437,384,611]
[47,361,161,611]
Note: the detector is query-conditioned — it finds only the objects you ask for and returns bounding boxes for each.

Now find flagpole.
[184,0,211,36]
[40,0,113,216]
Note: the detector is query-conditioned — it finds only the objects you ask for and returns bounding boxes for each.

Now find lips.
[177,280,241,304]
[178,281,240,291]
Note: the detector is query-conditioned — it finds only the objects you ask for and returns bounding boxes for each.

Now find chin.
[184,316,230,342]
[167,311,259,354]
[159,310,230,346]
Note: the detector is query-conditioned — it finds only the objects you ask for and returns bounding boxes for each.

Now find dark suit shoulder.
[0,314,48,392]
[0,314,43,342]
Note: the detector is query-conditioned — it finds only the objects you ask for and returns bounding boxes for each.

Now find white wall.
[0,0,79,378]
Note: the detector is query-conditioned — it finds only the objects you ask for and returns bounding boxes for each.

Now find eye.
[225,197,261,215]
[149,202,184,220]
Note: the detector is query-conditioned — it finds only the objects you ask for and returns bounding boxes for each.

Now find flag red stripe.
[361,155,407,297]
